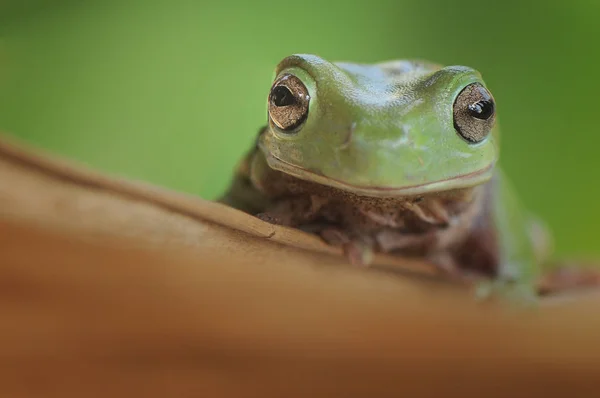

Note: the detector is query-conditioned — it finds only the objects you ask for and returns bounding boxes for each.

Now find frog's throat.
[263,153,495,198]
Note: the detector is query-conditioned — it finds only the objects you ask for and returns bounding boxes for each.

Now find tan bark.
[1,135,599,397]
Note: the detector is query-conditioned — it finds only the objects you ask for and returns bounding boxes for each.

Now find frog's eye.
[453,83,496,143]
[268,74,310,132]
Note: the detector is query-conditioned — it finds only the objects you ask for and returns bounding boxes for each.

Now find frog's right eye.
[453,83,496,144]
[268,74,310,132]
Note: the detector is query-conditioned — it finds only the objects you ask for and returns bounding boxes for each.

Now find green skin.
[221,54,549,298]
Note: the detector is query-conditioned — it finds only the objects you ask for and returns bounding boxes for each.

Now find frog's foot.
[473,279,538,303]
[428,256,538,302]
[428,258,536,302]
[320,228,374,266]
[537,262,600,296]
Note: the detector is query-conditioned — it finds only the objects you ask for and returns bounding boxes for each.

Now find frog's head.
[259,54,499,197]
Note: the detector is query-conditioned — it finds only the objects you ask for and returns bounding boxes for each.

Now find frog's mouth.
[263,153,495,197]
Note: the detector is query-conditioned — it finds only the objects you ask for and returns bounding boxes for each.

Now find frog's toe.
[343,241,374,267]
[317,228,374,266]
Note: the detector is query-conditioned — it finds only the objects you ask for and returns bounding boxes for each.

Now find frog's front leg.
[256,195,329,226]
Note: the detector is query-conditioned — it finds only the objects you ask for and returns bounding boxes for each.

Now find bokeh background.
[0,0,598,258]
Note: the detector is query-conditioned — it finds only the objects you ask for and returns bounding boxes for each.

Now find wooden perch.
[1,134,600,397]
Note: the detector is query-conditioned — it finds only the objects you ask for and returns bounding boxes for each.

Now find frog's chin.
[264,154,495,197]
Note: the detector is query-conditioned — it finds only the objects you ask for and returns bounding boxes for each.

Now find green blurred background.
[0,0,598,257]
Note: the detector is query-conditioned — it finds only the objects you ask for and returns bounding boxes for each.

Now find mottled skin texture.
[221,54,548,297]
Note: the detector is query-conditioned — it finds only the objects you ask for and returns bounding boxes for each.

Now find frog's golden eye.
[268,74,310,132]
[453,83,496,143]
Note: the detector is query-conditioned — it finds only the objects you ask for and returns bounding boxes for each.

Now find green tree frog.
[220,54,551,297]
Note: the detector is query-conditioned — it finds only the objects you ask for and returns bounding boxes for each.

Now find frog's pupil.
[271,86,296,107]
[468,100,494,120]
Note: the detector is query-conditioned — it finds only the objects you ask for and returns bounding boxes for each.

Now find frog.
[219,54,553,299]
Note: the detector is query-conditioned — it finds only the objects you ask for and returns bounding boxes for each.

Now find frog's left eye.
[268,74,310,132]
[453,83,496,143]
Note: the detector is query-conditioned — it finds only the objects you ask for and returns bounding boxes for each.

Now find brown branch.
[1,134,600,397]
